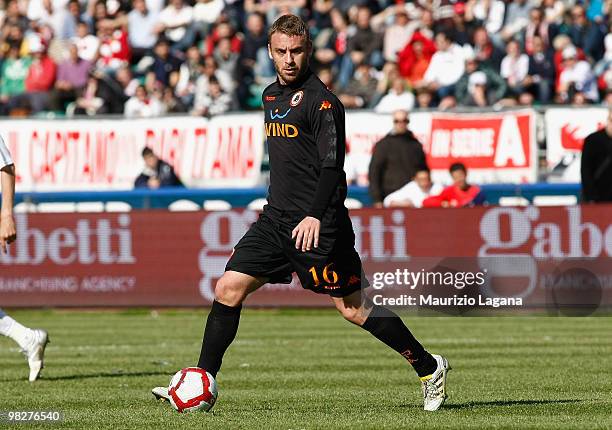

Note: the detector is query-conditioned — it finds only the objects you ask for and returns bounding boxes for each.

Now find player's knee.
[337,305,365,325]
[214,278,247,307]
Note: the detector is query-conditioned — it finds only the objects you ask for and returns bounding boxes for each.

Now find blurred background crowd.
[0,0,611,118]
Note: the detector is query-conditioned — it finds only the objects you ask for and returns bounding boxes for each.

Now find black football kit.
[225,68,366,297]
[198,68,438,384]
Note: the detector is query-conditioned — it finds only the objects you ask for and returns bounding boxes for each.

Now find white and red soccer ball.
[168,367,218,413]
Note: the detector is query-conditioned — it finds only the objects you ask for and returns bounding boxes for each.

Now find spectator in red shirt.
[398,31,436,87]
[96,19,130,72]
[24,37,56,93]
[204,19,242,57]
[9,34,57,113]
[422,163,485,208]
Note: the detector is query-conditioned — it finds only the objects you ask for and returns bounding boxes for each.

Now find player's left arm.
[292,95,345,252]
[0,137,16,253]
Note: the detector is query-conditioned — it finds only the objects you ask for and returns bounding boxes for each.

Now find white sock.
[0,315,33,349]
[0,310,14,336]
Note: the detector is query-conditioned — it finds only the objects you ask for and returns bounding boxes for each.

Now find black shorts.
[225,207,368,297]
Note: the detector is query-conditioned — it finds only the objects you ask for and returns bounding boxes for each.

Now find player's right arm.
[0,136,16,253]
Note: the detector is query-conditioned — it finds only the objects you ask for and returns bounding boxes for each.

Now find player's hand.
[0,214,16,254]
[292,216,320,252]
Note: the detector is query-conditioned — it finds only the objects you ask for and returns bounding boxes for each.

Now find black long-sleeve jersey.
[262,68,348,224]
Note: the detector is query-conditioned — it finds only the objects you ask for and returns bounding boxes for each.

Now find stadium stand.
[0,0,610,118]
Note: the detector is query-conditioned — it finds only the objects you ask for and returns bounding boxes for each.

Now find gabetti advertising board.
[545,108,608,182]
[1,206,609,312]
[2,109,537,191]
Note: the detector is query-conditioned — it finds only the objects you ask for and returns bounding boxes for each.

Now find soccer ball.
[168,367,218,413]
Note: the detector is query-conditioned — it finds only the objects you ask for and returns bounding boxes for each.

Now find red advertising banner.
[425,110,534,177]
[344,109,538,186]
[1,205,611,309]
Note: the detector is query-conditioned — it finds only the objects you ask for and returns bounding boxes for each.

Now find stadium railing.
[14,183,581,211]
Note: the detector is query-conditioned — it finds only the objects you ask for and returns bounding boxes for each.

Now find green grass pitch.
[0,309,611,429]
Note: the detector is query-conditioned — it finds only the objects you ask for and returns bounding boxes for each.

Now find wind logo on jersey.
[270,108,291,119]
[265,95,276,101]
[319,100,332,110]
[265,122,299,137]
[290,90,304,107]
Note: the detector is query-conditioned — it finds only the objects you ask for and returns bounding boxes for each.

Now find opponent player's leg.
[0,308,49,382]
[332,292,450,411]
[196,271,268,377]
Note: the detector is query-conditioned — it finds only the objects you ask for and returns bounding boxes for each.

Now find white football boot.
[152,386,171,402]
[22,329,49,382]
[420,354,451,411]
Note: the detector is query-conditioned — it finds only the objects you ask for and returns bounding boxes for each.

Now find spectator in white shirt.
[499,0,534,45]
[175,46,202,106]
[418,32,465,101]
[382,9,416,63]
[128,0,159,63]
[193,0,225,38]
[192,77,232,117]
[374,76,415,113]
[146,0,165,14]
[124,85,164,118]
[500,39,529,96]
[559,45,599,103]
[27,0,68,21]
[465,0,505,35]
[155,0,195,53]
[383,168,443,208]
[193,55,234,106]
[34,0,76,40]
[72,21,99,62]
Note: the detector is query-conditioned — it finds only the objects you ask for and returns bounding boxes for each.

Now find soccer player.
[153,14,450,411]
[0,136,49,382]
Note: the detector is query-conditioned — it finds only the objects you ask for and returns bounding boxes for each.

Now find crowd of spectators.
[0,0,611,118]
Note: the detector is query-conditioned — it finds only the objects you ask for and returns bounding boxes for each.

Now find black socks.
[197,300,242,377]
[196,301,437,378]
[361,305,437,377]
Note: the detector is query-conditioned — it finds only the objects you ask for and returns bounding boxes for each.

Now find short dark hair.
[142,147,154,157]
[268,14,311,45]
[437,31,453,43]
[416,167,431,175]
[449,162,466,174]
[155,38,169,47]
